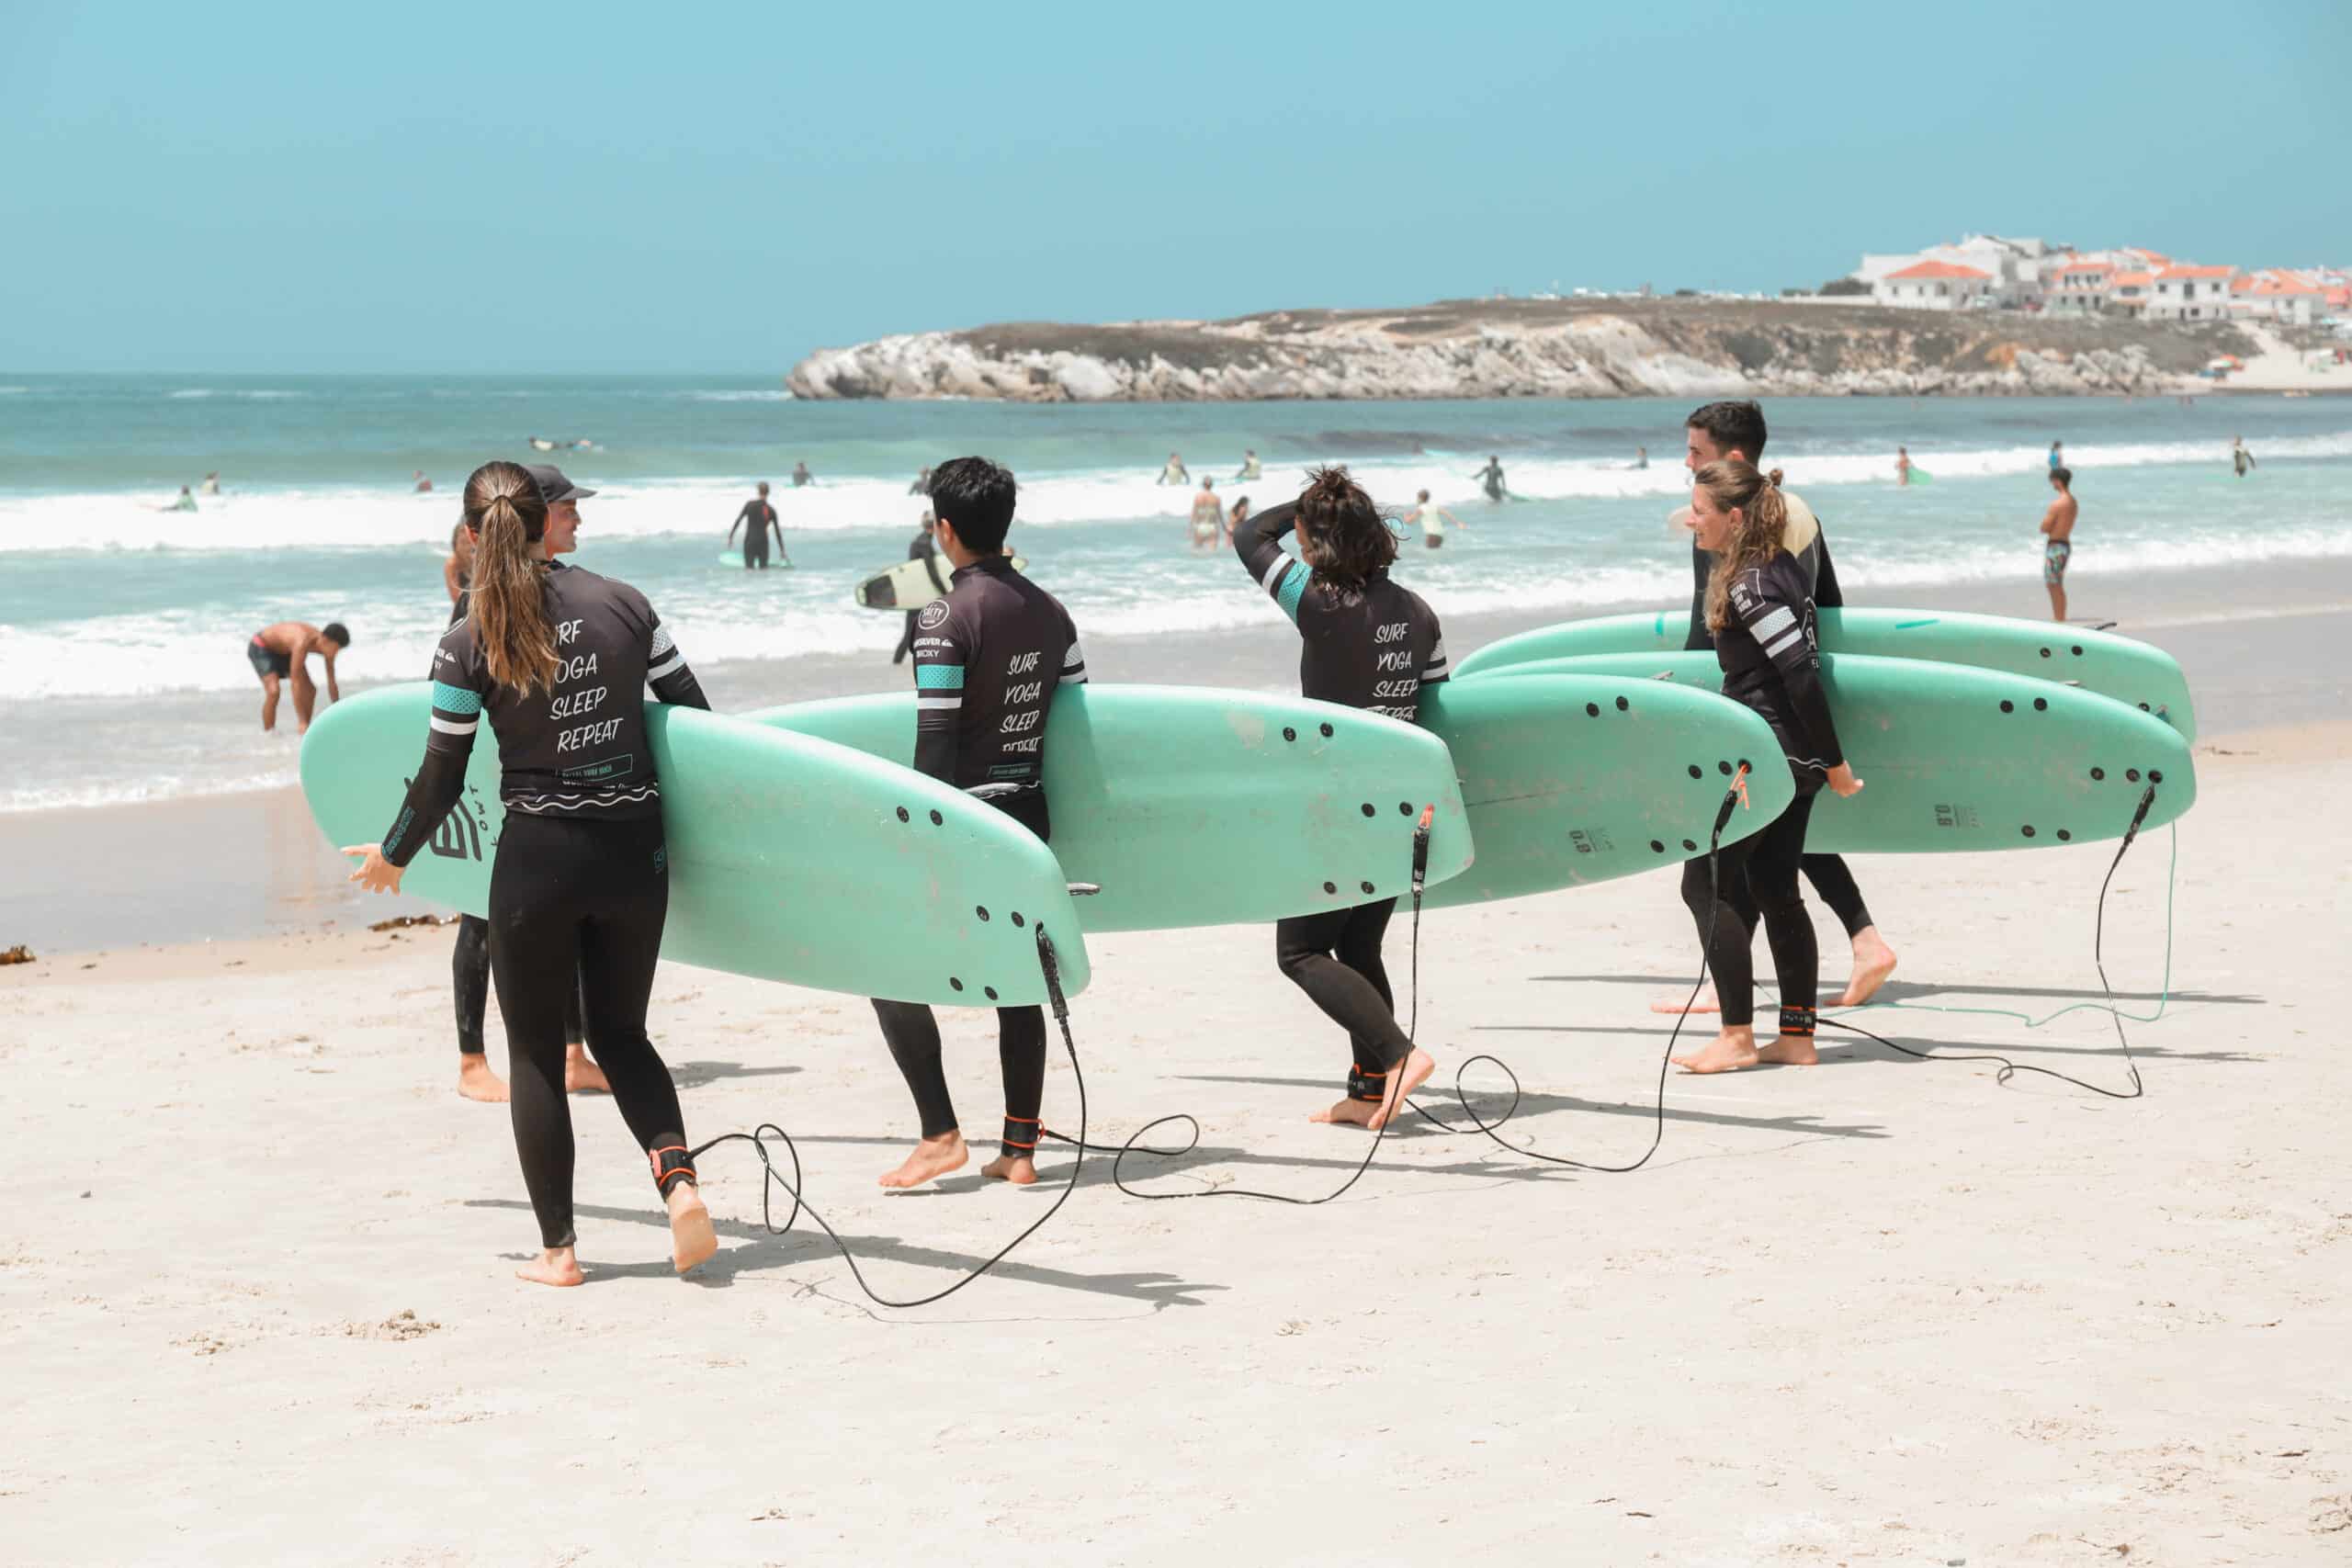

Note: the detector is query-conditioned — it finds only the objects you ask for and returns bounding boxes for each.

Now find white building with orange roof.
[2229,269,2325,326]
[1872,258,1996,310]
[2046,256,2116,313]
[2146,264,2236,322]
[2108,269,2156,318]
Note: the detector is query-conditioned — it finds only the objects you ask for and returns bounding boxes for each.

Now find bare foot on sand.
[1835,927,1899,1007]
[1755,1034,1820,1066]
[667,1183,718,1274]
[879,1132,967,1190]
[980,1153,1039,1185]
[1673,1026,1759,1075]
[458,1054,510,1102]
[565,1044,610,1094]
[1310,1096,1379,1127]
[1366,1048,1435,1131]
[1652,984,1722,1016]
[517,1246,584,1287]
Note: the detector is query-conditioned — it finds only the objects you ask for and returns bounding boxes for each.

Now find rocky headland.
[786,298,2251,402]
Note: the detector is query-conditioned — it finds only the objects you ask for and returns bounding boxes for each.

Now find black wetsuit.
[732,499,780,569]
[1476,461,1506,502]
[1680,548,1847,1033]
[382,561,712,1248]
[872,554,1087,1156]
[891,527,944,666]
[1236,502,1450,1089]
[1683,503,1871,942]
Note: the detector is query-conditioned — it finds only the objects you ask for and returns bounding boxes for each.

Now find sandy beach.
[4,564,2349,1563]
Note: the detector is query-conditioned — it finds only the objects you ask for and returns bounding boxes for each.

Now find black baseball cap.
[526,463,596,505]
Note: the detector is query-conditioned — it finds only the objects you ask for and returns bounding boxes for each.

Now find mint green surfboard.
[1455,606,2196,739]
[299,685,1090,1006]
[746,685,1474,931]
[1481,653,2195,853]
[1416,673,1797,908]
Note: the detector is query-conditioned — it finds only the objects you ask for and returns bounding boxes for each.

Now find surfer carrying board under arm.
[1671,458,1865,1076]
[1666,400,1898,1011]
[344,460,719,1286]
[1232,467,1447,1130]
[872,457,1090,1190]
[892,511,940,665]
[2040,466,2077,623]
[1896,446,1913,487]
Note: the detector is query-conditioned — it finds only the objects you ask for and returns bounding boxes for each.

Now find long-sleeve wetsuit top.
[909,555,1086,793]
[380,561,710,866]
[1234,501,1449,721]
[1682,490,1841,651]
[731,500,778,546]
[1711,547,1844,778]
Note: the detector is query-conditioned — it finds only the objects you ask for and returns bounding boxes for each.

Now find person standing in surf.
[1228,494,1253,536]
[2039,466,2076,622]
[891,509,940,666]
[1472,455,1507,502]
[1232,467,1445,1130]
[1190,475,1226,551]
[1669,401,1897,1008]
[2232,436,2256,479]
[1404,489,1464,549]
[871,457,1088,1190]
[2048,440,2064,473]
[1235,449,1262,480]
[1671,459,1865,1075]
[729,480,786,570]
[344,460,718,1285]
[1156,452,1190,486]
[1895,446,1913,486]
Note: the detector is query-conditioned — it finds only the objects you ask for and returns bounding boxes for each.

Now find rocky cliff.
[786,298,2250,402]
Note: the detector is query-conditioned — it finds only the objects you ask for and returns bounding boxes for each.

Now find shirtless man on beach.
[2039,467,2077,622]
[247,621,347,732]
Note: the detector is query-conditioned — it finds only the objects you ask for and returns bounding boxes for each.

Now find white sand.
[4,727,2348,1564]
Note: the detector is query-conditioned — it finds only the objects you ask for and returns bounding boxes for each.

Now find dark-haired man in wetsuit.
[870,456,1087,1190]
[729,481,786,570]
[1671,400,1898,1009]
[248,620,347,732]
[1473,456,1507,502]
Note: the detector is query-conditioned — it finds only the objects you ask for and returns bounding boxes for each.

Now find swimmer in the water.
[1634,446,1649,469]
[1896,446,1913,487]
[413,469,435,493]
[1235,449,1262,480]
[1157,452,1190,486]
[729,480,786,570]
[200,471,221,496]
[1472,456,1507,502]
[528,437,558,452]
[910,466,934,496]
[1228,494,1252,533]
[161,485,199,513]
[2232,435,2256,478]
[1189,476,1225,551]
[1404,489,1464,549]
[791,461,813,487]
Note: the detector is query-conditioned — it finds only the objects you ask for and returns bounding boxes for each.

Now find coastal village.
[1856,233,2349,329]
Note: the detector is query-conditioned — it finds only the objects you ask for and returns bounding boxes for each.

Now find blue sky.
[5,0,2345,373]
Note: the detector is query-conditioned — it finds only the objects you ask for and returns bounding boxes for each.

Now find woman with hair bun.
[1671,458,1864,1077]
[344,459,720,1285]
[1232,466,1449,1130]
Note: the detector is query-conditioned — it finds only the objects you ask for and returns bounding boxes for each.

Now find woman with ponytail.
[345,460,721,1285]
[1671,459,1864,1076]
[1232,466,1450,1130]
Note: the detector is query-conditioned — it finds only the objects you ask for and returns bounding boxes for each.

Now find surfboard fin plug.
[1066,882,1102,897]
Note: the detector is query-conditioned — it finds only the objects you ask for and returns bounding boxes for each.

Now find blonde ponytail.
[461,461,558,694]
[1697,461,1789,634]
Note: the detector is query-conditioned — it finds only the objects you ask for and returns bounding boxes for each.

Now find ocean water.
[2,374,2346,811]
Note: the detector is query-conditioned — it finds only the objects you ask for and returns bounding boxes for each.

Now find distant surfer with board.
[344,459,719,1285]
[1232,467,1448,1130]
[1896,446,1913,487]
[1671,459,1864,1076]
[872,457,1089,1190]
[2039,466,2076,623]
[1472,455,1508,502]
[1670,400,1898,1010]
[1156,452,1190,486]
[728,480,787,570]
[161,485,198,513]
[1189,476,1226,551]
[247,619,347,733]
[891,510,940,665]
[1405,489,1464,549]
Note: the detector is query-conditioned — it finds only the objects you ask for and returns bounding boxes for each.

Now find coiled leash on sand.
[1814,784,2157,1099]
[1043,807,1443,1206]
[683,924,1091,1307]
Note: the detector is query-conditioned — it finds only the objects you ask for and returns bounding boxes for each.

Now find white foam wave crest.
[683,389,795,401]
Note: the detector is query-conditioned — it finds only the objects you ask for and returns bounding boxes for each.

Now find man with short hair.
[1673,400,1898,1010]
[870,456,1088,1190]
[2039,467,2077,622]
[247,620,347,732]
[729,480,786,570]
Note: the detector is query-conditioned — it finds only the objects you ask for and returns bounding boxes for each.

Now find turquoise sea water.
[1,376,2345,809]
